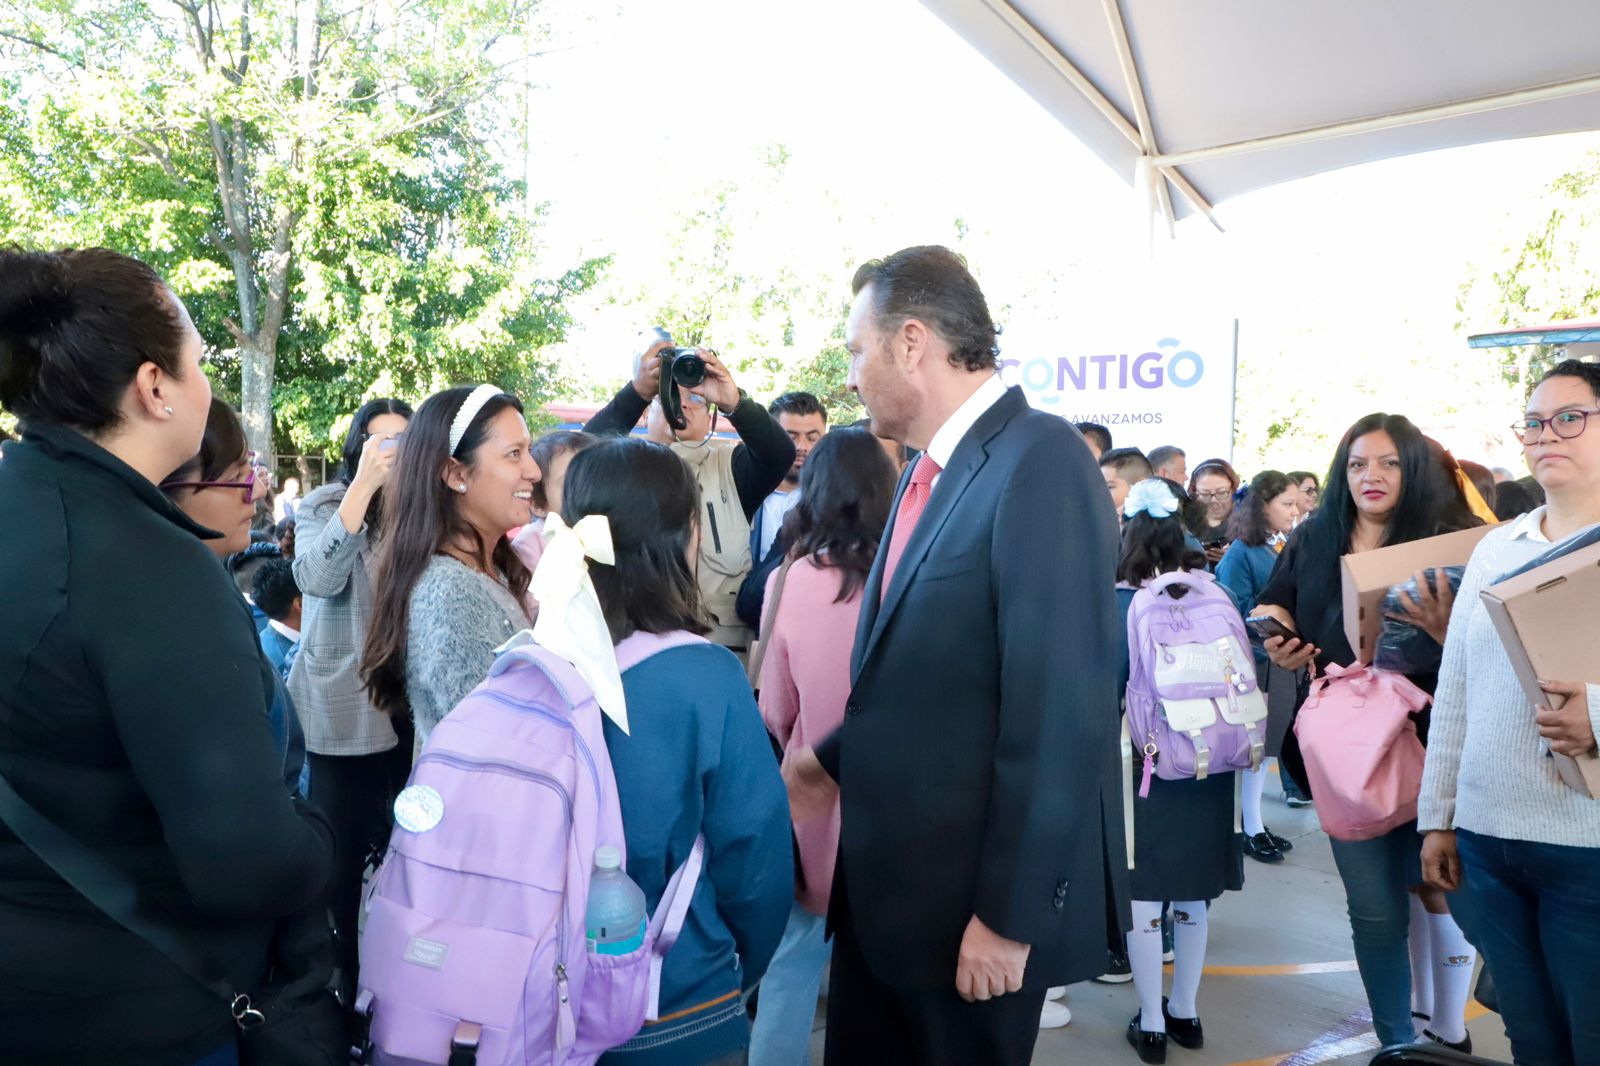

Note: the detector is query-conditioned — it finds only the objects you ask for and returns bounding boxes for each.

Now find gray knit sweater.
[405,554,533,743]
[1418,509,1600,847]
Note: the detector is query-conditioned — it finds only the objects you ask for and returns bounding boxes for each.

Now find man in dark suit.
[788,246,1127,1064]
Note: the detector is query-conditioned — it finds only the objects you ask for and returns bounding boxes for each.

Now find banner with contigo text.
[996,319,1238,463]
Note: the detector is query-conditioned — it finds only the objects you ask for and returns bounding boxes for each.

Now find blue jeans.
[1454,829,1600,1066]
[1327,822,1423,1047]
[748,902,831,1066]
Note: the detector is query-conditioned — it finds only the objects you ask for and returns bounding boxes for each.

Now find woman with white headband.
[361,383,541,743]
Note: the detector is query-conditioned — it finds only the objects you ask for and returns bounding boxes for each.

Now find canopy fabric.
[923,0,1600,228]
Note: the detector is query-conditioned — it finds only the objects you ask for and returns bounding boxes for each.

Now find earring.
[163,406,173,415]
[456,484,467,493]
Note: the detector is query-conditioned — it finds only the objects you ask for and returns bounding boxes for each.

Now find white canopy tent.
[921,0,1600,231]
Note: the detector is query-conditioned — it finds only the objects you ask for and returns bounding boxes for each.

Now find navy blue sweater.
[599,640,792,1066]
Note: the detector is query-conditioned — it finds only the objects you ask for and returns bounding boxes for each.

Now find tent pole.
[1100,0,1174,233]
[981,0,1220,229]
[1150,74,1600,168]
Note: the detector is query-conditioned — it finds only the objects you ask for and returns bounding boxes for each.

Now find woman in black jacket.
[0,248,335,1065]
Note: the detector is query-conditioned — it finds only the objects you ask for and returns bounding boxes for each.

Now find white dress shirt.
[923,373,1009,490]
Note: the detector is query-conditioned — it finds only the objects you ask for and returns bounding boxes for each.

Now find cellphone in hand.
[379,438,400,453]
[1246,615,1296,643]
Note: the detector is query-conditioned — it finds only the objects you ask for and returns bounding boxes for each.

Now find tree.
[598,146,864,423]
[1459,150,1600,400]
[0,0,602,465]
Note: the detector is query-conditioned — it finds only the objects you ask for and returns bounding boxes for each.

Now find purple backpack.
[1125,571,1270,797]
[354,631,709,1066]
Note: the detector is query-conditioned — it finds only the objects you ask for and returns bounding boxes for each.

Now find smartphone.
[1246,615,1296,643]
[379,437,400,453]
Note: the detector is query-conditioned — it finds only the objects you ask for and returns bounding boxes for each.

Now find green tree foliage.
[1459,151,1600,401]
[0,0,602,466]
[608,146,863,423]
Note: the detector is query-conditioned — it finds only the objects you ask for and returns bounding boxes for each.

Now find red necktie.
[880,454,942,599]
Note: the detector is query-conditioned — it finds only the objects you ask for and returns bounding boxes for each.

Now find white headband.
[448,383,504,456]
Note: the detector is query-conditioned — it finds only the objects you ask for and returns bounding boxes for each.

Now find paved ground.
[802,772,1513,1065]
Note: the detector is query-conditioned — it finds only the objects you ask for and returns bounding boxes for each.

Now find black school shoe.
[1094,950,1134,983]
[1126,1016,1168,1064]
[1243,831,1284,863]
[1421,1029,1473,1054]
[1266,827,1294,852]
[1162,998,1203,1050]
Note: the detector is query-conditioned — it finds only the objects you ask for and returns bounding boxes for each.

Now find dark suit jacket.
[816,385,1128,990]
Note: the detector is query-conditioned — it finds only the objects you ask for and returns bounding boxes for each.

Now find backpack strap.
[644,833,708,1021]
[615,630,712,673]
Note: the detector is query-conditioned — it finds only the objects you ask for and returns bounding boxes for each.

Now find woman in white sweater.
[1420,359,1600,1066]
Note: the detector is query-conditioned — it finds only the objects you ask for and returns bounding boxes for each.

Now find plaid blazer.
[285,482,399,756]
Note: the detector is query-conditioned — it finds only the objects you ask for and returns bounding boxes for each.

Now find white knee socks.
[1166,901,1208,1020]
[1241,763,1267,837]
[1409,893,1434,1031]
[1126,900,1167,1032]
[1428,910,1477,1044]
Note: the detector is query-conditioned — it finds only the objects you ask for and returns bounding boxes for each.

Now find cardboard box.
[1481,539,1600,799]
[1340,524,1497,663]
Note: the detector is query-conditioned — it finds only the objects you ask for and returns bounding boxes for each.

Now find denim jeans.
[1327,821,1423,1047]
[748,902,831,1066]
[1454,829,1600,1066]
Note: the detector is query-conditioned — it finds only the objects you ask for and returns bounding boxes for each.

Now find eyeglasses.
[1194,491,1233,504]
[1512,409,1600,445]
[162,451,268,503]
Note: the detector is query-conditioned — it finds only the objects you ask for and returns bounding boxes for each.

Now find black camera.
[660,348,706,431]
[665,348,705,388]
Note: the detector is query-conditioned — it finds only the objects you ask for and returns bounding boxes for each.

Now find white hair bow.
[504,512,630,732]
[1123,478,1181,521]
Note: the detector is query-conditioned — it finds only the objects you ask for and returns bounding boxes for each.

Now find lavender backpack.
[1125,570,1269,797]
[353,631,709,1066]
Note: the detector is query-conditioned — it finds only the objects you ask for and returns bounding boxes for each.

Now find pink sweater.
[757,555,862,916]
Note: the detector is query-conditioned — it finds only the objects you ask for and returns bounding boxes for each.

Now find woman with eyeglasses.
[1187,459,1241,567]
[1252,413,1483,1052]
[286,394,413,999]
[1288,471,1320,518]
[0,247,333,1066]
[1419,360,1600,1066]
[161,397,305,794]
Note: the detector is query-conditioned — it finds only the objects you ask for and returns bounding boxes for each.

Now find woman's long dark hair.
[1305,413,1480,556]
[1227,470,1297,547]
[1118,478,1209,586]
[340,397,414,531]
[560,437,711,644]
[361,386,530,718]
[781,427,898,603]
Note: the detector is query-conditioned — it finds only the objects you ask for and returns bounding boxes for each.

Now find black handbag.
[0,770,346,1066]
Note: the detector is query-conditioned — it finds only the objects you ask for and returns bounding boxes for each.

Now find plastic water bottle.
[585,846,647,956]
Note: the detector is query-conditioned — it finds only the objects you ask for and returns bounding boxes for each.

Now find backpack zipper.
[413,751,575,1007]
[478,691,603,802]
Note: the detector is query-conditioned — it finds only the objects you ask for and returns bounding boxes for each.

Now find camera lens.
[671,351,706,388]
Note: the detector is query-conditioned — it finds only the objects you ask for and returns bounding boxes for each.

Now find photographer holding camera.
[584,333,795,650]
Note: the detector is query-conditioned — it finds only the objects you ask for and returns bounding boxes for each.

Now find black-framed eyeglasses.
[162,451,269,503]
[1195,490,1232,504]
[1512,409,1600,445]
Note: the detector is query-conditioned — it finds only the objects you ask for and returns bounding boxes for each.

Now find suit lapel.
[852,388,1027,680]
